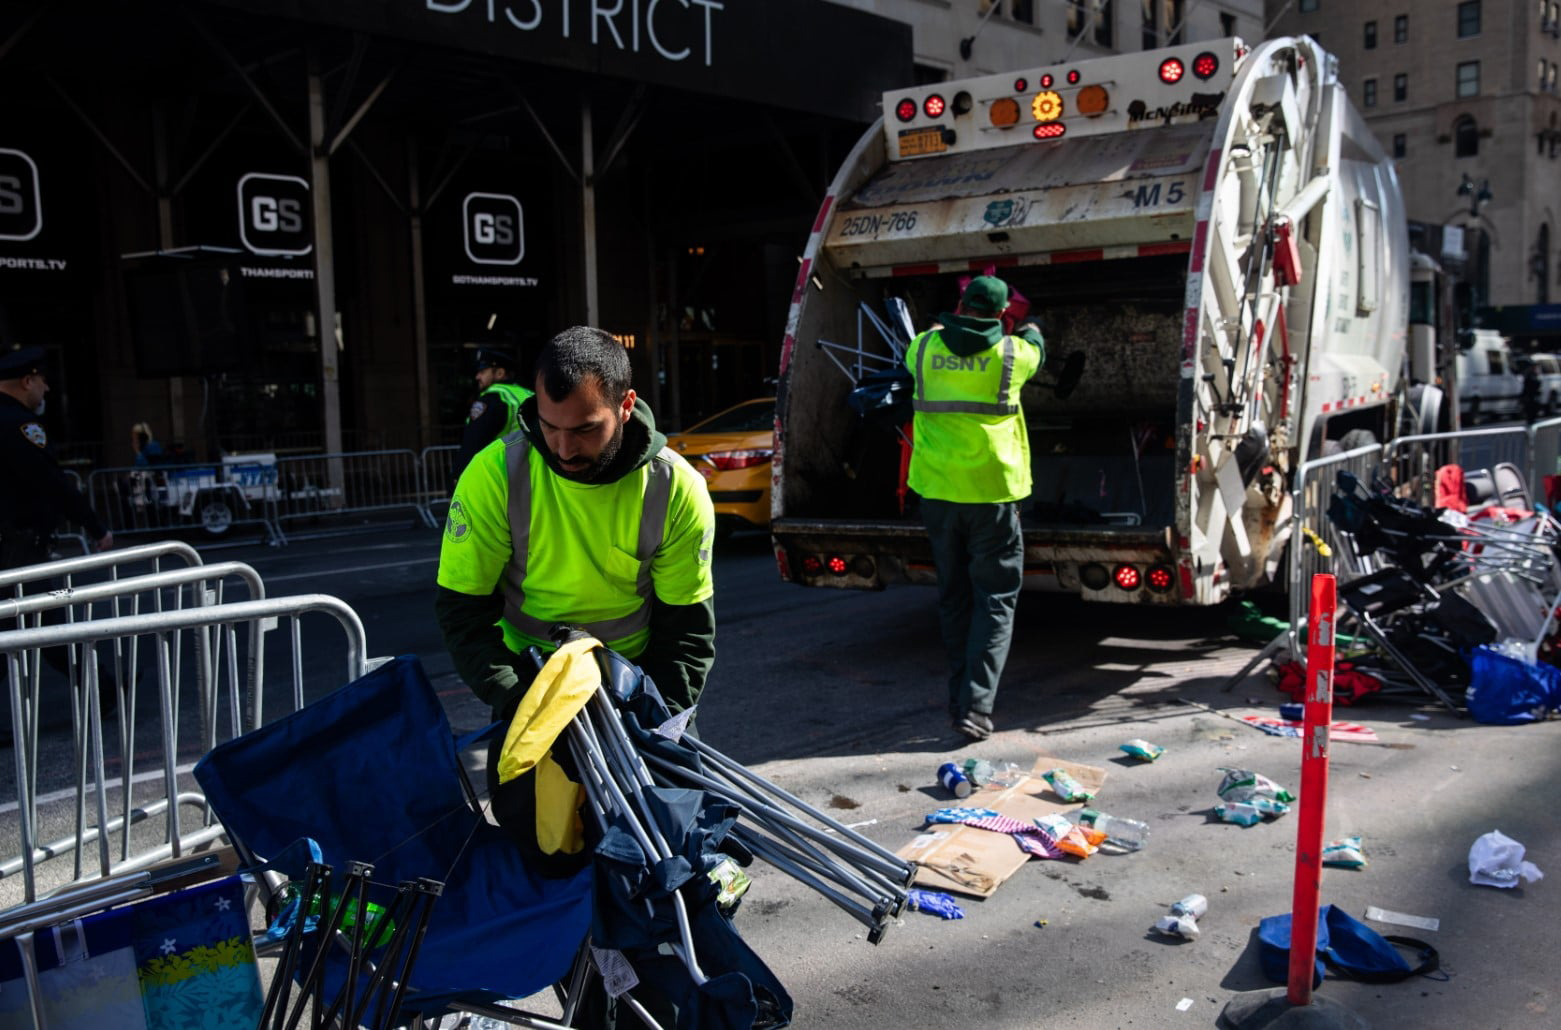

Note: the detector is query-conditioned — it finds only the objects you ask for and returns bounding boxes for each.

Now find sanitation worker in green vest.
[435,326,716,720]
[454,347,535,480]
[905,275,1044,741]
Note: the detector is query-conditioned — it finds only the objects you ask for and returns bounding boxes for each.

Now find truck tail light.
[801,555,823,575]
[1080,563,1110,590]
[1159,57,1185,84]
[1146,565,1175,593]
[826,555,848,575]
[1033,123,1067,140]
[895,98,917,122]
[924,94,946,118]
[1192,52,1219,80]
[1113,564,1142,590]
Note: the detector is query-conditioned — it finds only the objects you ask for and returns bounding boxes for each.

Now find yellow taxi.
[667,397,775,533]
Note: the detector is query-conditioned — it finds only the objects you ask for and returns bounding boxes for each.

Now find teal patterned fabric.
[0,874,261,1029]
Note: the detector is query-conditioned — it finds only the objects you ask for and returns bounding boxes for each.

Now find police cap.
[0,346,46,381]
[474,347,518,374]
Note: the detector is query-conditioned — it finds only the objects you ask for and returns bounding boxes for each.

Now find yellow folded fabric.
[495,635,599,854]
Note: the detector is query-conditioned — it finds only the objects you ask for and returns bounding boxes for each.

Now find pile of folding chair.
[191,630,913,1029]
[1322,462,1561,712]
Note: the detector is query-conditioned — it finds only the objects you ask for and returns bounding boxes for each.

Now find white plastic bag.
[1468,829,1544,888]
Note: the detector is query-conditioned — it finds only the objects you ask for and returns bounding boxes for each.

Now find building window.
[1543,58,1551,91]
[1010,0,1035,23]
[1220,11,1236,36]
[1364,20,1377,48]
[1069,0,1115,46]
[1455,114,1480,157]
[1457,61,1480,97]
[1458,1,1481,37]
[1300,0,1318,11]
[1142,0,1157,49]
[1538,225,1551,305]
[1394,14,1408,42]
[1394,73,1407,101]
[1393,133,1406,158]
[1363,78,1377,107]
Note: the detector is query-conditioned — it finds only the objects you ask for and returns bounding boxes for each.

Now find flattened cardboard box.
[896,754,1108,898]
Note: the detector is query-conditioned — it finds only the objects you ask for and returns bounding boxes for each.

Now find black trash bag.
[847,367,913,423]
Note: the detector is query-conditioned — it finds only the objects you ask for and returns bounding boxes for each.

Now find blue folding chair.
[193,654,595,1027]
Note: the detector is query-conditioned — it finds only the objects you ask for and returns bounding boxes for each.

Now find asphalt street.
[3,521,1558,1028]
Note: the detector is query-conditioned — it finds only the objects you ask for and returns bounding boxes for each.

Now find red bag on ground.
[1275,660,1383,706]
[1435,465,1465,512]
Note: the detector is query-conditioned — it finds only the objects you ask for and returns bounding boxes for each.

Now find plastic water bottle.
[1078,808,1150,851]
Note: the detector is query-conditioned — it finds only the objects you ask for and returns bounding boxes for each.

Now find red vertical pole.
[1287,573,1337,1006]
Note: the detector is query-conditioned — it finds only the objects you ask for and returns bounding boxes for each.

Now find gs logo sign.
[238,173,311,256]
[463,193,524,266]
[0,149,42,242]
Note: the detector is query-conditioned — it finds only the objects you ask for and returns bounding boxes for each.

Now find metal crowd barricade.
[84,460,284,544]
[1528,416,1561,505]
[1383,425,1532,508]
[1,593,369,905]
[1285,443,1385,650]
[419,444,460,524]
[272,448,438,533]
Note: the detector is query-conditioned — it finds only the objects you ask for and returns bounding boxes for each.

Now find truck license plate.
[897,127,947,158]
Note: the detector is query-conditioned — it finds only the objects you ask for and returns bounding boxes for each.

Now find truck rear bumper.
[772,518,1184,602]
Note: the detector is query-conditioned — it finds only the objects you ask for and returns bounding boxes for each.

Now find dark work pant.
[920,498,1024,719]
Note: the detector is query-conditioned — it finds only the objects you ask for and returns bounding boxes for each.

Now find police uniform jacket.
[0,393,106,539]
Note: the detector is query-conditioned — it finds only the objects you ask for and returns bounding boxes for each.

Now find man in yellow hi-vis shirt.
[905,276,1044,741]
[435,325,716,720]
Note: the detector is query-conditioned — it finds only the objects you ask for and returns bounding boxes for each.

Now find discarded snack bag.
[1248,796,1292,818]
[1216,767,1296,805]
[1120,738,1166,762]
[1322,835,1367,869]
[1042,767,1095,802]
[1055,825,1102,858]
[1214,802,1263,827]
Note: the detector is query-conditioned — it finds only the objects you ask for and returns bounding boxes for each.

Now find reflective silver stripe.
[913,398,1021,415]
[996,335,1016,404]
[500,438,674,646]
[912,331,931,404]
[636,454,676,599]
[502,433,534,630]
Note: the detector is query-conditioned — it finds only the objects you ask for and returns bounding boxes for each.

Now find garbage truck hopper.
[771,37,1408,605]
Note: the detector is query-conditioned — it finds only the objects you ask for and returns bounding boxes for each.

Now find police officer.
[905,276,1044,741]
[435,326,715,718]
[1,346,112,568]
[454,347,534,479]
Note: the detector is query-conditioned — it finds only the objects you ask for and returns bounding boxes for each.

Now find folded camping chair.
[1456,570,1561,664]
[1493,462,1534,510]
[193,655,596,1029]
[1336,567,1474,712]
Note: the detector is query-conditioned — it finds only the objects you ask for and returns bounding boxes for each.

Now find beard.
[552,420,625,483]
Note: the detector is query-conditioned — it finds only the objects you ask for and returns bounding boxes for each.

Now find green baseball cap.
[960,276,1009,316]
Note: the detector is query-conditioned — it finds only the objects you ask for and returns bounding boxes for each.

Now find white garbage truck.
[770,36,1410,605]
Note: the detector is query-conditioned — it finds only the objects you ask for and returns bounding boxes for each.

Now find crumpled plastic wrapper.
[1468,829,1544,888]
[906,888,966,919]
[1216,767,1296,805]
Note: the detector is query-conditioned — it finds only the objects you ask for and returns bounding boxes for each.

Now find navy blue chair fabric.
[193,654,593,1011]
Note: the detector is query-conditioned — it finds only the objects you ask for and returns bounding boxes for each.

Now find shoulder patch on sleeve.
[468,400,488,421]
[20,422,46,448]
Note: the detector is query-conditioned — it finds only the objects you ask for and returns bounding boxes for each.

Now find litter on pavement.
[1468,829,1545,888]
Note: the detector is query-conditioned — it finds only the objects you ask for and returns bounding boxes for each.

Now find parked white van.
[1515,352,1561,418]
[1457,330,1522,423]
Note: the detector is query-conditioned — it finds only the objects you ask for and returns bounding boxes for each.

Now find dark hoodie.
[929,311,1047,362]
[434,395,716,716]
